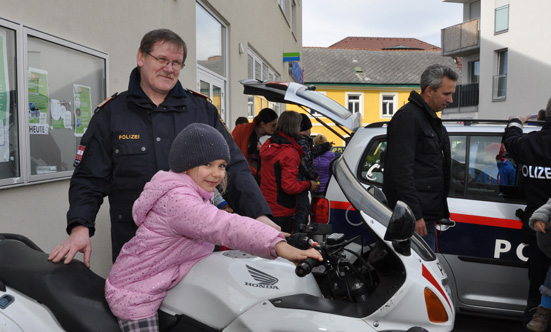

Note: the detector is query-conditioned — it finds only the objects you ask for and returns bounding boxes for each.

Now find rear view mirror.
[384,201,416,256]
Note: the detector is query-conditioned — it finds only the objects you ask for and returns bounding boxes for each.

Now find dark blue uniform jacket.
[67,67,272,259]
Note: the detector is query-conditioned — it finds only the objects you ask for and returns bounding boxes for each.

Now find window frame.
[492,49,508,101]
[0,18,108,189]
[247,48,280,116]
[495,4,509,34]
[345,92,363,115]
[380,93,397,118]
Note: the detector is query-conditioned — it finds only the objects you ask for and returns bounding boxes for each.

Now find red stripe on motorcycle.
[330,201,355,211]
[422,264,453,311]
[450,213,522,229]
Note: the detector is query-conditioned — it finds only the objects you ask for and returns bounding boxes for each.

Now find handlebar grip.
[295,257,319,277]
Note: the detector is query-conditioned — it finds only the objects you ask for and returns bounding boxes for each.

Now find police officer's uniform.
[67,67,272,260]
[503,116,551,325]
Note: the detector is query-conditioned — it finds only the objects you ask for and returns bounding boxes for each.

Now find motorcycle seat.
[0,239,120,332]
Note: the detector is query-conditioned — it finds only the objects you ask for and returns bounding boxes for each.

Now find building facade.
[300,47,460,145]
[441,0,551,119]
[0,0,302,277]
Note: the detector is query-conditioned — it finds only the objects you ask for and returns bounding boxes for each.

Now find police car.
[241,79,541,319]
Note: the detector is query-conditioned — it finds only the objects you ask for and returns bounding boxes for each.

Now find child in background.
[105,123,322,332]
[527,198,551,332]
[313,134,335,195]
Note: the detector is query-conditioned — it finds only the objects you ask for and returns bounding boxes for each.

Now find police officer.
[503,103,551,329]
[48,29,277,267]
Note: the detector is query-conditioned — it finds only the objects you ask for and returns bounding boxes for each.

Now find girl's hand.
[534,220,547,233]
[275,242,323,264]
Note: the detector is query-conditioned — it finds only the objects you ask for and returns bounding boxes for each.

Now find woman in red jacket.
[259,111,319,233]
[231,108,278,183]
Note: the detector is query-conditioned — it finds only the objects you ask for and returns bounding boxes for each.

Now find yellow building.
[290,47,460,146]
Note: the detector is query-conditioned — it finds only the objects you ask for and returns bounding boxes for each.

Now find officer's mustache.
[158,71,175,79]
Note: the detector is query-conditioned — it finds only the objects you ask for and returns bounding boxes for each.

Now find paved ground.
[452,314,523,332]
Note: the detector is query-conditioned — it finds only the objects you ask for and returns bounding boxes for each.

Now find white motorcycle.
[0,157,454,332]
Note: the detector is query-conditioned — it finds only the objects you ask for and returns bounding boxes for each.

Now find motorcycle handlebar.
[295,257,321,277]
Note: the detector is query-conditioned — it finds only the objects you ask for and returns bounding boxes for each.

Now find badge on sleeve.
[74,145,86,167]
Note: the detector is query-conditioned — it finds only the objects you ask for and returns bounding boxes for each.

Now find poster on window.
[28,67,49,135]
[73,84,92,137]
[0,32,9,162]
[50,99,73,129]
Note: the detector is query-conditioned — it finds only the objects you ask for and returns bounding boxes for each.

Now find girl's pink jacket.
[105,170,284,321]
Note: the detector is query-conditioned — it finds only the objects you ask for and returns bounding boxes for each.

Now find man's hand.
[415,218,427,237]
[48,225,92,268]
[257,215,281,232]
[534,220,547,233]
[508,115,531,123]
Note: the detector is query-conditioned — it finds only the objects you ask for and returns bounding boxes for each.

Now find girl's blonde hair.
[313,134,327,145]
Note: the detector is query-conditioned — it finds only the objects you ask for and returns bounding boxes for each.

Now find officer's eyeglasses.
[146,52,185,70]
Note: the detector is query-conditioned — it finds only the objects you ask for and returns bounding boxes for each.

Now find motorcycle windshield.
[332,156,436,261]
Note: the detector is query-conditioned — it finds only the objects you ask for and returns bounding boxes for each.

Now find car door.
[330,127,529,316]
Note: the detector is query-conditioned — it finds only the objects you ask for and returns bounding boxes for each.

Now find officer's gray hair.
[420,64,458,94]
[139,29,188,63]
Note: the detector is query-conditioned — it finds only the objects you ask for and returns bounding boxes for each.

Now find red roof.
[328,37,440,51]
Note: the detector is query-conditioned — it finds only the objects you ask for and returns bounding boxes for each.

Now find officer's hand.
[415,218,427,237]
[48,226,92,268]
[257,215,281,232]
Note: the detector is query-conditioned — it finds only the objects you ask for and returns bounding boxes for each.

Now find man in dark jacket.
[503,101,551,330]
[48,29,276,267]
[383,64,457,251]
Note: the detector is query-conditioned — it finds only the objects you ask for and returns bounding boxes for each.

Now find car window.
[358,133,526,203]
[358,137,386,184]
[461,135,524,202]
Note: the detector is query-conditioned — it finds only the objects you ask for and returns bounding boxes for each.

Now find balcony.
[446,82,479,112]
[441,19,480,57]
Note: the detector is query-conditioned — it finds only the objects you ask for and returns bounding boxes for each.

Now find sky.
[302,0,464,48]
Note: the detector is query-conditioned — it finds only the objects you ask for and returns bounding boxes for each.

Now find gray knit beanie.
[169,123,231,173]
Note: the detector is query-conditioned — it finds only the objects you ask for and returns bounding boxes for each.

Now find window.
[247,49,280,117]
[27,34,106,179]
[358,137,386,184]
[0,18,107,188]
[493,49,508,100]
[381,93,397,117]
[278,0,289,22]
[0,25,19,184]
[346,93,362,114]
[358,133,525,203]
[469,1,481,20]
[495,5,509,34]
[470,60,480,83]
[463,135,521,202]
[196,3,226,77]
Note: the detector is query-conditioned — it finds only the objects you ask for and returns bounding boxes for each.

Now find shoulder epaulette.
[186,89,211,102]
[94,92,119,114]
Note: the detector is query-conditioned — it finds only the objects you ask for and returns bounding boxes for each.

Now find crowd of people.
[44,27,551,332]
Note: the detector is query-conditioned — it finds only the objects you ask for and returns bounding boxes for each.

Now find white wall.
[477,0,551,119]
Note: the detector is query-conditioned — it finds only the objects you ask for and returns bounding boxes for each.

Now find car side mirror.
[384,200,416,256]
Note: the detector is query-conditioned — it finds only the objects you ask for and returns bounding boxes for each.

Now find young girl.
[105,123,322,332]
